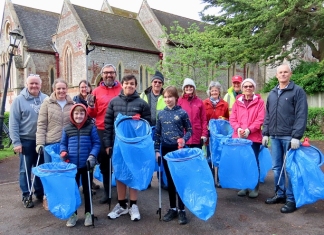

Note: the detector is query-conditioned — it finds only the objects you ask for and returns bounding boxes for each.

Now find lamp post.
[85,35,95,84]
[0,28,23,149]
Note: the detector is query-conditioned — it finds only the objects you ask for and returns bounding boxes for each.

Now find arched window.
[5,21,11,41]
[64,47,72,84]
[117,62,122,81]
[139,65,143,92]
[145,68,149,89]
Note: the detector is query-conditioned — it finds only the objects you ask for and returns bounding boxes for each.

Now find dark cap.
[151,71,164,83]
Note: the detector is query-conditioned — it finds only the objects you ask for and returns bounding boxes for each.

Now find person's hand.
[262,136,269,146]
[106,147,112,156]
[132,114,141,120]
[36,145,44,154]
[177,138,185,148]
[237,128,244,138]
[243,128,250,138]
[60,151,69,162]
[291,138,300,149]
[201,136,207,143]
[87,155,96,168]
[86,94,96,108]
[155,152,161,165]
[13,145,22,154]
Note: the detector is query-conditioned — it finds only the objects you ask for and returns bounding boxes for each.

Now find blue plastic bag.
[93,165,116,187]
[209,119,233,166]
[32,162,81,220]
[112,114,155,190]
[219,138,258,189]
[259,146,272,183]
[286,146,324,208]
[45,143,61,162]
[164,148,216,221]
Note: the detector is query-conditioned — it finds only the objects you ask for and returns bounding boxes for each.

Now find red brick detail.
[57,25,79,38]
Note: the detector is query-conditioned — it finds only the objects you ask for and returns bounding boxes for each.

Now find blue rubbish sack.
[93,164,116,187]
[209,119,233,166]
[259,146,272,183]
[164,148,216,221]
[219,138,258,189]
[286,146,324,208]
[45,143,61,162]
[32,162,81,220]
[112,114,155,190]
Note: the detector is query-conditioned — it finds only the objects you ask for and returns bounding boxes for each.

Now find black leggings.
[75,167,91,214]
[162,146,185,210]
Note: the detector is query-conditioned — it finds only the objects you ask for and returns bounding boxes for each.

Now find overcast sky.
[0,0,219,28]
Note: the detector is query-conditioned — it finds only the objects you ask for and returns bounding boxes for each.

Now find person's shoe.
[99,193,109,204]
[22,196,34,208]
[43,196,49,211]
[66,213,78,227]
[161,184,168,190]
[280,201,296,213]
[84,212,92,226]
[107,203,129,219]
[35,195,43,202]
[237,189,248,197]
[129,204,141,221]
[265,195,286,204]
[92,182,100,190]
[178,210,188,225]
[248,189,259,198]
[163,209,178,222]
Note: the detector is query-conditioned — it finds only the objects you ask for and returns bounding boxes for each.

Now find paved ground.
[1,152,324,235]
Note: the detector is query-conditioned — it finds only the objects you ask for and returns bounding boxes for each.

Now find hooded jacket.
[36,92,74,145]
[87,81,122,130]
[60,104,101,168]
[262,81,308,139]
[203,98,229,122]
[230,94,265,143]
[103,90,151,148]
[9,88,48,147]
[178,95,208,145]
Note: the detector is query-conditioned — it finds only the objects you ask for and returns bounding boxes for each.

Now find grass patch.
[0,147,15,161]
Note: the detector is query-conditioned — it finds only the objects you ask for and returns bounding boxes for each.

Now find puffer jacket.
[103,90,151,148]
[178,95,208,145]
[229,94,265,143]
[203,98,229,123]
[36,92,74,145]
[60,104,101,169]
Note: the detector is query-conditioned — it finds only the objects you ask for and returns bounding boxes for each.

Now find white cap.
[241,78,256,90]
[182,78,196,90]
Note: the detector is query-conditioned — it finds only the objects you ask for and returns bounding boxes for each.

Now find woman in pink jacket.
[178,78,208,148]
[229,78,265,198]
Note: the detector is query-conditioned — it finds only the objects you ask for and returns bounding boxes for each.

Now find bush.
[304,108,324,140]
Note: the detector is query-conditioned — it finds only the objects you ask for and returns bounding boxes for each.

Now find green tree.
[200,0,324,64]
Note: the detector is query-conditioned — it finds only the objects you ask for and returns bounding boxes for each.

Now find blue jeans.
[19,139,44,198]
[270,136,294,202]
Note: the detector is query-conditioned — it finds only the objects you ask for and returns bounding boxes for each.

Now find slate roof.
[13,4,59,52]
[110,7,137,19]
[152,9,205,34]
[73,5,159,53]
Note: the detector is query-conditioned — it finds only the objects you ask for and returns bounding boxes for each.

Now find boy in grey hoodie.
[9,74,48,208]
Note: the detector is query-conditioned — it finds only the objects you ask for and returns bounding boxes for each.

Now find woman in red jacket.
[178,78,208,148]
[229,78,265,198]
[203,81,229,187]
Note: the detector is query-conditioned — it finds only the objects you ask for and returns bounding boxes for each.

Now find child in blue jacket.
[154,86,192,225]
[60,104,101,227]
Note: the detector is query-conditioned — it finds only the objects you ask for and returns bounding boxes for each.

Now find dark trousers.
[97,129,111,196]
[76,167,91,214]
[251,142,261,173]
[162,145,185,210]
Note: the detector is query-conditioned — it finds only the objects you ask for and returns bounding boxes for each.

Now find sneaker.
[178,210,188,225]
[66,213,78,227]
[129,204,141,221]
[107,203,129,219]
[22,196,34,208]
[84,212,92,226]
[43,196,49,211]
[163,209,178,222]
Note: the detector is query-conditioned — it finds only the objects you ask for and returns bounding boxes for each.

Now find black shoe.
[92,182,100,190]
[281,201,296,213]
[178,210,188,225]
[265,195,286,204]
[99,194,109,204]
[161,184,168,190]
[22,197,34,208]
[35,195,44,202]
[163,209,178,222]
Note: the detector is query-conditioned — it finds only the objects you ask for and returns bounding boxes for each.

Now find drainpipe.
[243,64,246,79]
[55,52,60,77]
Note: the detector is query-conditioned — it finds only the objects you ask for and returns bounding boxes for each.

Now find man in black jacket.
[103,74,151,221]
[262,64,308,213]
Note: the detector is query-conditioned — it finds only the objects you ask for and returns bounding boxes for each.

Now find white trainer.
[66,213,78,227]
[84,212,92,226]
[107,203,129,219]
[129,204,141,221]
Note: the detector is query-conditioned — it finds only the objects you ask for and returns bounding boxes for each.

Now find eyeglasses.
[102,71,116,75]
[29,74,40,77]
[153,81,162,84]
[243,85,254,89]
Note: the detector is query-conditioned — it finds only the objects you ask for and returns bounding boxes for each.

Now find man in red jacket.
[87,64,122,204]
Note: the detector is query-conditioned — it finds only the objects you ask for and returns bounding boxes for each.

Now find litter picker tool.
[108,152,112,210]
[87,160,98,227]
[275,149,290,197]
[156,156,162,220]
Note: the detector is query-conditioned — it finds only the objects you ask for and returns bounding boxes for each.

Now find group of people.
[9,63,308,227]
